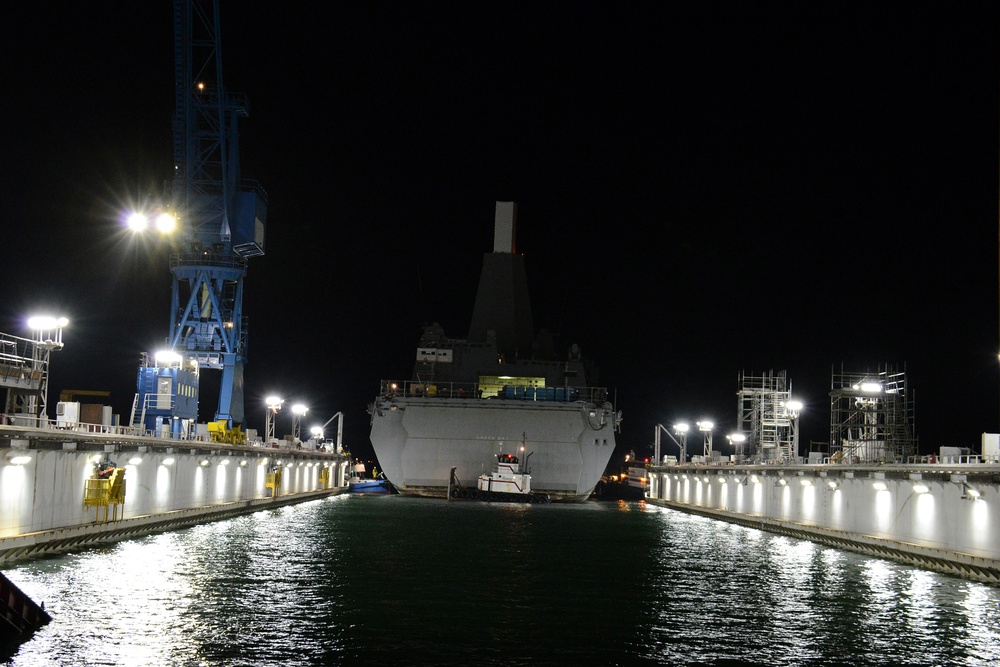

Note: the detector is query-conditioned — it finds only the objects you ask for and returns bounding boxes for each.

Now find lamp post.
[655,422,689,464]
[291,403,308,442]
[265,395,283,444]
[728,432,747,460]
[786,399,803,460]
[27,315,68,426]
[696,420,714,458]
[674,422,689,464]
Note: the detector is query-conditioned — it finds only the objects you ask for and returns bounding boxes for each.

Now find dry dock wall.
[645,464,1000,584]
[0,437,350,564]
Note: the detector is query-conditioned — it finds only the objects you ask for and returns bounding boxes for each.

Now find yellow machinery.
[83,468,126,523]
[207,420,247,445]
[318,466,330,485]
[265,467,283,496]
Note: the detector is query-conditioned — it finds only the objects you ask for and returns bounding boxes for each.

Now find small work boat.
[348,461,393,494]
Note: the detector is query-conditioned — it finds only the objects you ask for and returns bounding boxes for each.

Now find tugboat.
[448,451,551,503]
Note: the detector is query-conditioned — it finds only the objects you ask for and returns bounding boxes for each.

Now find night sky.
[2,2,997,465]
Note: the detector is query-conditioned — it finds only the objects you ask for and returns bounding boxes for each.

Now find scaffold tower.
[829,363,916,463]
[735,370,800,462]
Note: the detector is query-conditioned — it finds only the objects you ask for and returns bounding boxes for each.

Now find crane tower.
[132,0,265,441]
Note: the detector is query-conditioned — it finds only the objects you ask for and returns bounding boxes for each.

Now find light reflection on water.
[2,496,999,666]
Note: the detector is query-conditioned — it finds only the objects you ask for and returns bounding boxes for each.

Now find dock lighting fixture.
[128,456,143,465]
[777,478,787,487]
[800,478,813,487]
[310,426,323,439]
[962,483,981,500]
[161,458,175,466]
[6,454,32,466]
[855,381,882,393]
[728,432,747,458]
[265,396,284,443]
[239,459,248,467]
[154,350,183,366]
[154,211,177,233]
[912,484,930,494]
[126,210,176,233]
[785,400,803,413]
[872,481,888,491]
[199,459,210,467]
[696,421,714,457]
[127,212,148,231]
[291,403,309,441]
[827,480,840,490]
[220,458,230,466]
[27,315,69,423]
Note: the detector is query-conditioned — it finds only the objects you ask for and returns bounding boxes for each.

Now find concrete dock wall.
[0,430,351,564]
[645,464,1000,584]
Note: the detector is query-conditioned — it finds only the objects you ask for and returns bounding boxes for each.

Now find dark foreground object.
[1,570,51,661]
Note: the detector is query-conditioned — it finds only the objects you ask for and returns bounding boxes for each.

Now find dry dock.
[0,425,351,565]
[644,461,1000,584]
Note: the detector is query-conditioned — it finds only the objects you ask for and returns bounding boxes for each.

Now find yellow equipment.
[83,467,126,523]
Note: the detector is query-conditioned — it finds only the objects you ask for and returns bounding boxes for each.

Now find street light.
[27,315,68,425]
[265,395,283,444]
[728,432,747,459]
[785,399,803,459]
[291,403,308,442]
[674,422,689,463]
[655,423,690,464]
[697,420,714,458]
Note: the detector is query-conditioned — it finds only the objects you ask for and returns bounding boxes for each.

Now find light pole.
[655,422,690,464]
[728,432,747,460]
[786,399,803,460]
[291,403,308,442]
[674,422,689,463]
[265,395,283,444]
[27,315,68,426]
[697,420,714,458]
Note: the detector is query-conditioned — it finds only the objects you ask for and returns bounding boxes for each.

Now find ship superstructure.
[368,202,620,501]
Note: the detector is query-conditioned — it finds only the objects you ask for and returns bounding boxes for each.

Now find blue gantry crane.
[132,0,266,442]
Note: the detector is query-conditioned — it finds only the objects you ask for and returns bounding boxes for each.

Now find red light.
[644,458,650,463]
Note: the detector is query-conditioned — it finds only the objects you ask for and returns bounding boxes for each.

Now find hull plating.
[369,396,616,501]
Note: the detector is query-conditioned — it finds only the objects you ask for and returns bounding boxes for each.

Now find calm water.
[3,495,999,666]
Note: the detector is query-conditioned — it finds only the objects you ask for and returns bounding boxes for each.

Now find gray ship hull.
[369,395,616,501]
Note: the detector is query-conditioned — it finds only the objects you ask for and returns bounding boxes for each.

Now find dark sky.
[2,1,997,464]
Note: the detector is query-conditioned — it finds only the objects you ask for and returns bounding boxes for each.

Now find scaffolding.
[829,363,916,463]
[735,370,800,462]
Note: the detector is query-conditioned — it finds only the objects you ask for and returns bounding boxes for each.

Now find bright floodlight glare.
[28,316,69,330]
[155,212,177,233]
[697,420,713,431]
[786,400,803,411]
[127,212,148,231]
[674,422,689,433]
[154,350,183,364]
[266,396,283,409]
[292,403,308,416]
[860,382,882,393]
[310,426,323,436]
[729,433,746,443]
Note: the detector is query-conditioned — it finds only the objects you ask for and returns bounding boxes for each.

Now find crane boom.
[132,0,266,440]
